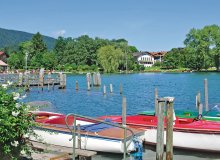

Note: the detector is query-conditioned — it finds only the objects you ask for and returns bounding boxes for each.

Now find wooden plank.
[50,153,70,160]
[31,141,97,157]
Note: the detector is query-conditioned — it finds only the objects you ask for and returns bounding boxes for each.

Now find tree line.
[5,33,142,72]
[162,25,220,71]
[3,24,220,72]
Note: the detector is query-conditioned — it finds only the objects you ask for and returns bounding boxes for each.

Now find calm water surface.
[23,72,220,159]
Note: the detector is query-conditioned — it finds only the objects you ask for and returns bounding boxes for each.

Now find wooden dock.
[30,141,97,160]
[0,73,66,88]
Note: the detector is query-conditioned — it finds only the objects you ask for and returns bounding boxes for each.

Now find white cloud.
[54,29,66,37]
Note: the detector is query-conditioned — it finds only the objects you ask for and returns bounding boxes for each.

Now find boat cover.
[80,119,115,132]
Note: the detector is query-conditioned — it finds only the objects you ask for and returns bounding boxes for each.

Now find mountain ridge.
[0,28,56,50]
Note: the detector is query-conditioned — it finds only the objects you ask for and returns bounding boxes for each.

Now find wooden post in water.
[97,72,101,86]
[204,79,209,111]
[110,84,113,93]
[199,104,203,116]
[103,85,106,95]
[156,98,165,160]
[87,81,91,91]
[155,88,159,116]
[76,81,79,91]
[48,80,50,91]
[48,72,51,91]
[122,97,127,160]
[52,79,55,90]
[196,91,201,110]
[165,97,174,160]
[86,73,92,87]
[18,73,23,86]
[63,74,66,89]
[77,124,81,149]
[59,74,66,89]
[39,68,45,91]
[120,83,123,95]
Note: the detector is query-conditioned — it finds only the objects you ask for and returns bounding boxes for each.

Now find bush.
[0,86,35,159]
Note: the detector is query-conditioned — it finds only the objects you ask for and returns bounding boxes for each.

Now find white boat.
[30,111,145,153]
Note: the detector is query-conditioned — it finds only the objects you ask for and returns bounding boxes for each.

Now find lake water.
[22,72,220,159]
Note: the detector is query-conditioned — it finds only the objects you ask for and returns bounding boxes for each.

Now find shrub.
[0,86,35,159]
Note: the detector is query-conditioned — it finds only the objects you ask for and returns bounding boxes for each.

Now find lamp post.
[25,52,28,73]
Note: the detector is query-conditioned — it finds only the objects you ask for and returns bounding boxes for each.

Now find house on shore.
[133,51,167,67]
[0,51,8,71]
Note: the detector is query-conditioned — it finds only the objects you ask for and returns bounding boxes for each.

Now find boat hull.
[144,128,220,152]
[31,128,134,153]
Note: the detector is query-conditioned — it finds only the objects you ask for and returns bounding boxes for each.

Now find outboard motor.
[130,137,143,160]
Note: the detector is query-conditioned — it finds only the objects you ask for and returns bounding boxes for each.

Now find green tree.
[97,45,124,72]
[184,28,211,70]
[42,51,58,69]
[31,32,47,58]
[7,52,25,69]
[54,36,67,63]
[162,48,187,69]
[30,54,43,68]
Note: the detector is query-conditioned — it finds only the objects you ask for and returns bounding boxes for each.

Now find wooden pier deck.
[30,141,97,160]
[0,73,65,88]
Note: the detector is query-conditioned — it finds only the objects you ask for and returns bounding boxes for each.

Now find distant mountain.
[0,28,56,50]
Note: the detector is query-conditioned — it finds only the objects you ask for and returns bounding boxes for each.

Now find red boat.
[99,114,220,152]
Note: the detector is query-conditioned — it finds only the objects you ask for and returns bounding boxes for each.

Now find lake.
[24,72,220,116]
[23,72,220,159]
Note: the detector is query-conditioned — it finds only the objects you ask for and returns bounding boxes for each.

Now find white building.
[133,51,167,67]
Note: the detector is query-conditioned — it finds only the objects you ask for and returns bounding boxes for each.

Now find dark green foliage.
[3,28,138,72]
[184,25,220,71]
[0,28,56,50]
[7,52,25,69]
[162,48,186,69]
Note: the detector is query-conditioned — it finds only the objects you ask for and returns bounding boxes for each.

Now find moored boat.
[99,114,220,152]
[139,107,220,122]
[30,111,145,153]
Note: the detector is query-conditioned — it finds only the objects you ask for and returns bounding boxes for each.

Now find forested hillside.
[0,28,56,50]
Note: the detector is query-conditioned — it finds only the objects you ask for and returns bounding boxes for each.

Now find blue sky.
[0,0,220,51]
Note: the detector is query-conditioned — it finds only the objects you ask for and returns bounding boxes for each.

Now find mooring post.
[63,74,66,89]
[86,73,92,87]
[199,104,203,116]
[155,88,159,116]
[52,80,55,90]
[110,84,113,93]
[76,81,79,91]
[77,124,81,149]
[103,85,106,95]
[156,98,165,160]
[72,116,76,160]
[18,73,23,86]
[97,72,101,86]
[48,80,50,91]
[39,68,44,91]
[196,91,201,110]
[87,81,91,91]
[48,72,51,91]
[120,83,123,95]
[165,97,174,160]
[122,97,127,160]
[204,79,209,111]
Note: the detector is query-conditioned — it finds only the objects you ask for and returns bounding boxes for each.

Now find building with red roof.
[0,51,8,71]
[133,51,167,67]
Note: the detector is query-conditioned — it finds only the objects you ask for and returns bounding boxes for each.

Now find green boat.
[139,105,220,122]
